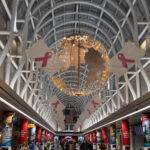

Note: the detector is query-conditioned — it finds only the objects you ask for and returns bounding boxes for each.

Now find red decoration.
[91,100,99,108]
[93,132,97,143]
[44,131,48,143]
[118,53,135,68]
[122,120,130,146]
[50,133,53,142]
[36,127,41,143]
[102,128,107,144]
[20,120,28,144]
[85,134,90,143]
[35,52,52,67]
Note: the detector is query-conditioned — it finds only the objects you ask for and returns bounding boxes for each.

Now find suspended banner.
[50,133,53,142]
[20,120,28,144]
[44,131,48,143]
[36,127,41,143]
[122,120,130,149]
[30,126,36,144]
[96,130,101,143]
[85,134,90,143]
[26,40,65,77]
[142,113,150,148]
[41,130,45,144]
[48,95,65,115]
[110,125,116,145]
[85,95,102,117]
[109,41,145,77]
[110,125,116,150]
[93,131,97,144]
[2,112,14,147]
[102,128,107,144]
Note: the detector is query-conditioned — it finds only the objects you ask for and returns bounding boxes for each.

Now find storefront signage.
[28,124,35,128]
[102,128,107,144]
[110,125,116,145]
[2,112,14,147]
[20,120,28,144]
[36,127,41,143]
[122,120,130,146]
[41,129,45,144]
[142,113,150,148]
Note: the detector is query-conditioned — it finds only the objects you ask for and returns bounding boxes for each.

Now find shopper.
[35,143,39,150]
[51,143,55,150]
[99,140,106,150]
[29,141,35,150]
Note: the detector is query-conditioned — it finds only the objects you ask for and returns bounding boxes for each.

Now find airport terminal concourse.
[0,0,150,150]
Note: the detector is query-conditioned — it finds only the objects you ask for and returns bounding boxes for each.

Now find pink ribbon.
[52,101,60,109]
[87,109,91,115]
[35,52,52,67]
[118,53,135,68]
[91,100,99,108]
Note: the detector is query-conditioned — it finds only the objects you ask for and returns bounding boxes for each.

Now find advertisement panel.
[142,113,150,148]
[2,112,14,147]
[122,120,130,146]
[20,120,28,144]
[36,127,41,143]
[110,125,116,145]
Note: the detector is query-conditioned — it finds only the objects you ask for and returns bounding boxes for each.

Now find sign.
[44,131,48,143]
[96,130,101,143]
[102,128,107,144]
[109,41,145,77]
[36,127,41,143]
[50,133,53,142]
[110,125,116,145]
[122,120,130,146]
[28,124,35,128]
[41,130,45,144]
[20,120,28,144]
[93,132,97,144]
[30,126,36,144]
[26,40,65,77]
[2,112,14,147]
[142,114,150,148]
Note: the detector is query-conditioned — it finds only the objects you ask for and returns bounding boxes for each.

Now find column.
[28,123,36,144]
[110,125,116,150]
[96,130,101,150]
[36,127,41,143]
[85,134,90,143]
[1,112,14,150]
[20,120,28,145]
[44,131,48,146]
[41,129,45,150]
[142,113,150,150]
[90,133,93,143]
[93,131,97,150]
[122,120,130,150]
[50,133,53,143]
[102,127,107,146]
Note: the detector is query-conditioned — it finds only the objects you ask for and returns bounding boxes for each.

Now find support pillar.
[122,120,130,150]
[29,123,36,145]
[96,130,101,150]
[50,133,53,143]
[102,127,107,148]
[44,131,48,146]
[1,112,14,150]
[93,131,97,150]
[142,113,150,150]
[20,120,28,145]
[110,125,116,150]
[36,127,41,143]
